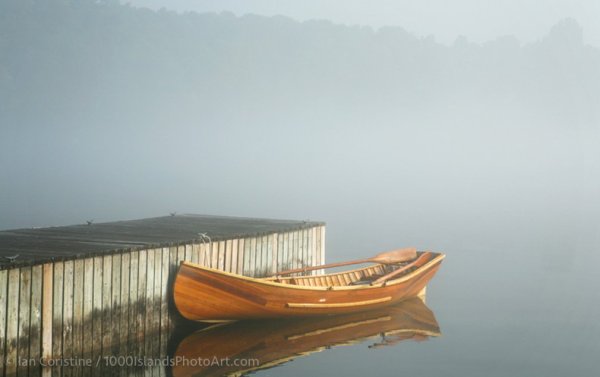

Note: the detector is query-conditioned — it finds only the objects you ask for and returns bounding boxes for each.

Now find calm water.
[249,255,600,377]
[167,225,600,377]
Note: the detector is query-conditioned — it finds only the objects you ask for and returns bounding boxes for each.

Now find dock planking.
[62,261,73,377]
[0,270,7,375]
[0,215,325,376]
[29,264,42,375]
[17,267,31,377]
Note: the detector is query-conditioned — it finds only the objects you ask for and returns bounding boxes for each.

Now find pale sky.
[126,0,600,46]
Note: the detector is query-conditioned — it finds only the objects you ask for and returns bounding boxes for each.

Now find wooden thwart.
[371,252,432,285]
[276,247,417,276]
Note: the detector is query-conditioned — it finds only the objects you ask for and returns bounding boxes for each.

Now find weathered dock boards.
[0,215,325,377]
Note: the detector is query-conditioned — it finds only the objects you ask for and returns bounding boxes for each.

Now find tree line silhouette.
[1,0,598,132]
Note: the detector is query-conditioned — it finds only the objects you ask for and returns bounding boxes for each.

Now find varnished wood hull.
[172,297,440,377]
[173,252,445,321]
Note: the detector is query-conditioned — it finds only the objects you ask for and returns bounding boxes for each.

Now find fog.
[1,1,600,374]
[0,0,599,261]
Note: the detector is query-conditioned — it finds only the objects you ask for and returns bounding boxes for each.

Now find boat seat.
[349,273,386,286]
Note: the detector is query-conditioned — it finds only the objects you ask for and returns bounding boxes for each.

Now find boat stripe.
[286,296,392,308]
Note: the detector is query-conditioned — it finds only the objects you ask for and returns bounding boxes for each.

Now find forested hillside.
[1,0,599,130]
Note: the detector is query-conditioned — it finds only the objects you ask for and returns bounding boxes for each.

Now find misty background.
[1,0,600,375]
[1,0,598,253]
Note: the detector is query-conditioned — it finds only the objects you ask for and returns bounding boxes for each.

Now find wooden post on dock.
[42,263,53,363]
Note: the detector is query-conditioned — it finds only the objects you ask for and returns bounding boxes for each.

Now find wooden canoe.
[172,297,440,377]
[173,251,445,322]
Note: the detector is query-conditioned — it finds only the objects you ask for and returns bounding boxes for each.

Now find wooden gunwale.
[382,328,441,338]
[179,253,445,291]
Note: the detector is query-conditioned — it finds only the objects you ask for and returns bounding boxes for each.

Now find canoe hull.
[174,253,444,322]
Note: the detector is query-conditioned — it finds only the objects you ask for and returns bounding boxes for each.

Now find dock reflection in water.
[172,297,441,377]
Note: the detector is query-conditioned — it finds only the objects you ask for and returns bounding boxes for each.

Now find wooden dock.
[0,214,325,377]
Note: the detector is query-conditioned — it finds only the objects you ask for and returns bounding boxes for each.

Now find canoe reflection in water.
[172,297,440,377]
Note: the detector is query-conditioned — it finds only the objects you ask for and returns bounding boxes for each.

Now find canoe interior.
[266,251,433,287]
